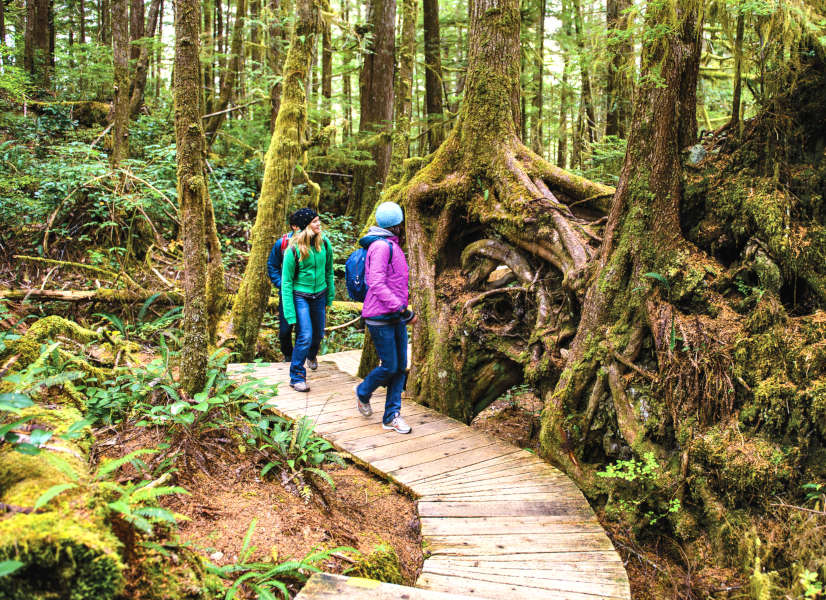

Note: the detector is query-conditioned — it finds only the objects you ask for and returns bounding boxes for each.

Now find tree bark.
[422,0,445,152]
[530,0,545,154]
[111,0,130,164]
[340,0,352,138]
[79,0,87,43]
[267,0,287,131]
[540,0,703,481]
[573,0,596,146]
[100,0,111,43]
[230,0,320,361]
[174,0,210,394]
[24,0,52,87]
[249,0,260,64]
[387,0,612,421]
[556,0,571,168]
[346,0,395,225]
[129,0,144,62]
[320,12,331,127]
[203,0,214,113]
[730,4,745,132]
[386,0,417,188]
[205,0,246,144]
[605,0,632,137]
[129,0,162,117]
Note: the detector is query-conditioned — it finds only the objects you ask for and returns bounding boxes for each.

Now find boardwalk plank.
[416,572,628,600]
[296,573,479,600]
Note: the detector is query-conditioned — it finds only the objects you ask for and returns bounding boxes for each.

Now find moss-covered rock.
[0,512,125,600]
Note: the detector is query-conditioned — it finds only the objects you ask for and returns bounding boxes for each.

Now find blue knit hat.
[375,202,403,228]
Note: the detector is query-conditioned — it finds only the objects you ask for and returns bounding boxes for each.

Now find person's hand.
[409,314,418,325]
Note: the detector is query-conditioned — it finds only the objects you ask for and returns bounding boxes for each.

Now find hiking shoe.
[306,357,318,371]
[355,385,372,417]
[290,381,310,392]
[383,415,411,434]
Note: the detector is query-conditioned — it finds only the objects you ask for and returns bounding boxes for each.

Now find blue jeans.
[357,322,408,424]
[290,292,326,384]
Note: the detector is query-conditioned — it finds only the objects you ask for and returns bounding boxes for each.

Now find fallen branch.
[14,255,145,293]
[325,315,362,332]
[0,502,40,515]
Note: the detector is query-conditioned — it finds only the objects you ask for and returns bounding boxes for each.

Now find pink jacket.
[361,231,409,318]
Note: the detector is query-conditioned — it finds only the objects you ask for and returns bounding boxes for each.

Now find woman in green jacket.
[280,208,335,391]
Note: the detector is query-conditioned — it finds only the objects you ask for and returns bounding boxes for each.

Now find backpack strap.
[280,234,290,252]
[292,245,300,279]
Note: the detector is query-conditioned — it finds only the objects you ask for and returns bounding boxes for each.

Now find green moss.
[0,511,125,600]
[344,543,405,585]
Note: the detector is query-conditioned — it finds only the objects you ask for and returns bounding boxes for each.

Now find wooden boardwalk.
[228,350,630,600]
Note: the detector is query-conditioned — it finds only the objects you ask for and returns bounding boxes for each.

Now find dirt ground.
[97,425,424,590]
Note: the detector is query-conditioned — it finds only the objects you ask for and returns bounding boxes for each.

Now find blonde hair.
[289,225,323,261]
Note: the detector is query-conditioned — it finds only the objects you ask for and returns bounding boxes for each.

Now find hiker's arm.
[281,249,297,324]
[325,238,334,307]
[267,243,282,288]
[365,243,403,312]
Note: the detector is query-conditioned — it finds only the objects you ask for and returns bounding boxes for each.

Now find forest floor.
[94,387,424,587]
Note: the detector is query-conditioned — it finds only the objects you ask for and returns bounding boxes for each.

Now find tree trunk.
[340,0,352,138]
[605,0,632,137]
[24,0,52,87]
[99,0,111,43]
[385,0,417,188]
[346,0,395,225]
[422,0,444,152]
[556,0,571,168]
[230,0,320,361]
[530,0,545,154]
[129,0,161,117]
[540,0,703,482]
[129,0,144,62]
[249,0,260,65]
[387,0,612,422]
[730,4,745,132]
[267,0,287,132]
[320,13,331,127]
[79,0,86,43]
[203,0,214,113]
[111,0,130,164]
[205,0,246,144]
[173,0,210,394]
[573,0,596,145]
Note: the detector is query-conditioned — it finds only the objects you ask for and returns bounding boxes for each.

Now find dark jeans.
[289,291,327,385]
[277,298,294,361]
[357,321,408,424]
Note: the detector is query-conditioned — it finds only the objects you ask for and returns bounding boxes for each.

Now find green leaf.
[97,448,157,478]
[34,483,78,510]
[642,272,670,290]
[137,293,163,323]
[240,518,258,560]
[0,393,34,413]
[169,400,189,415]
[134,506,178,524]
[0,560,24,577]
[14,442,40,455]
[28,429,52,447]
[93,312,126,337]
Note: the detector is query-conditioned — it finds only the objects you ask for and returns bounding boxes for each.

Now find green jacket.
[280,235,335,324]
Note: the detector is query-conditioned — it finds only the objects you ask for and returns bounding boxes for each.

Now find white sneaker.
[355,385,372,417]
[290,381,310,392]
[382,415,411,434]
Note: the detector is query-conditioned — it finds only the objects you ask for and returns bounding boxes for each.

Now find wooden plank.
[420,565,630,597]
[295,573,480,600]
[418,500,593,519]
[339,417,467,453]
[422,552,625,564]
[424,557,627,576]
[426,532,615,554]
[417,572,627,600]
[415,475,572,496]
[328,412,460,446]
[363,428,493,467]
[419,517,602,536]
[390,446,521,486]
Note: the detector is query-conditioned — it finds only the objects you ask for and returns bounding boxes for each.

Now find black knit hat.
[292,207,317,230]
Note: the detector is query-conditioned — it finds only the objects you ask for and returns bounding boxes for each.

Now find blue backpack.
[345,239,393,301]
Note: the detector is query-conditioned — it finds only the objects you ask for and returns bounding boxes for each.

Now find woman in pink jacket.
[355,202,416,433]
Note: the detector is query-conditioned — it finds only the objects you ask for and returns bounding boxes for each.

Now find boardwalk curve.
[228,350,631,600]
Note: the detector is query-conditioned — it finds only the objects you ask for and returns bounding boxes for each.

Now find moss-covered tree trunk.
[346,0,395,225]
[540,0,703,482]
[422,0,445,153]
[384,0,612,422]
[111,0,130,164]
[204,0,246,145]
[24,0,53,88]
[174,0,210,394]
[229,0,320,361]
[605,0,632,138]
[128,0,162,117]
